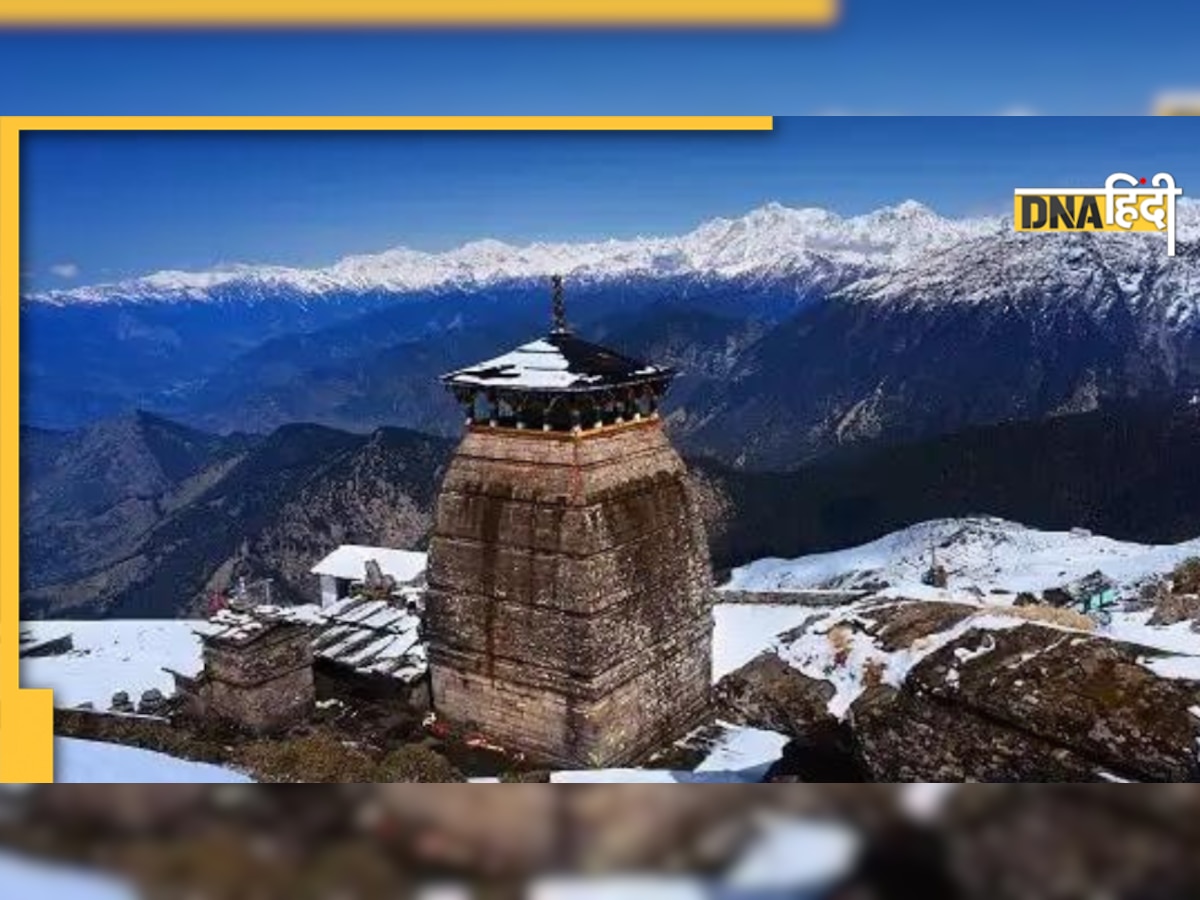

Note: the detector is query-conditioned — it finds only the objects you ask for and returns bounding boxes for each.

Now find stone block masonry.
[426,420,714,768]
[199,619,315,734]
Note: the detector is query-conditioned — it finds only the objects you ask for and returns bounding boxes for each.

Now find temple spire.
[550,274,569,334]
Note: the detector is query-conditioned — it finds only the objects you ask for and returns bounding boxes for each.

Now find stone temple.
[425,277,714,768]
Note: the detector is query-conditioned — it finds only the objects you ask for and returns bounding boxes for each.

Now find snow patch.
[53,737,252,783]
[21,620,203,710]
[711,603,819,681]
[779,607,1022,719]
[0,852,137,899]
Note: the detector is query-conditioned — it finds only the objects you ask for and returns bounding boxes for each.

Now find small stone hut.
[425,277,714,768]
[176,607,316,734]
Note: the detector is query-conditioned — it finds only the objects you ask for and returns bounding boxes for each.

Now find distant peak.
[878,200,937,218]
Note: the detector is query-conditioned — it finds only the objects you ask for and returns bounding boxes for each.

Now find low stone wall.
[716,589,872,607]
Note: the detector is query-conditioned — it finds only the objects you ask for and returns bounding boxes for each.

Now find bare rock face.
[851,622,1200,782]
[715,651,836,738]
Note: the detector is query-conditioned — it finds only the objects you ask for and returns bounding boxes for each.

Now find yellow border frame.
[0,0,836,26]
[0,115,771,783]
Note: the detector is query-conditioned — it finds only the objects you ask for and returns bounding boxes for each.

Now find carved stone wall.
[426,420,714,767]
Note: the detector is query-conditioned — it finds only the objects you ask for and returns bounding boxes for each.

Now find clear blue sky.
[20,117,1200,291]
[1,1,1197,118]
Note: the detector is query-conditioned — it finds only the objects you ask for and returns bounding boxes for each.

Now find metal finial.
[551,275,568,334]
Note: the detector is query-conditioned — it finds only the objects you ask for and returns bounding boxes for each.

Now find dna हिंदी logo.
[1014,173,1183,256]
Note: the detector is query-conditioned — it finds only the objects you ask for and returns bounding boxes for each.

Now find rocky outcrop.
[853,623,1200,782]
[717,600,1200,782]
[715,651,837,737]
[1150,592,1200,626]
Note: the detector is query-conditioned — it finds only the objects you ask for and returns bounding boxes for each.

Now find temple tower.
[425,277,713,768]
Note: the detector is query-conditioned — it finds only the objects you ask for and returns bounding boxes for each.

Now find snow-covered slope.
[21,620,203,710]
[27,201,1004,306]
[54,737,252,783]
[725,516,1200,596]
[724,517,1200,712]
[841,226,1200,332]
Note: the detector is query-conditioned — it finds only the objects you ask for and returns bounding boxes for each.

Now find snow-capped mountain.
[841,228,1200,332]
[670,205,1200,468]
[27,201,1006,306]
[27,198,1200,308]
[22,198,1200,469]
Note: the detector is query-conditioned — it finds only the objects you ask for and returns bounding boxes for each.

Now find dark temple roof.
[443,331,673,393]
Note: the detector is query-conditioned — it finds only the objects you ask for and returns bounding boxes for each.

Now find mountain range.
[20,413,450,619]
[22,200,1200,473]
[21,400,1200,619]
[29,201,1006,306]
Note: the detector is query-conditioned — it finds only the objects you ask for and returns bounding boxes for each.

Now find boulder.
[110,691,135,714]
[852,623,1200,782]
[1172,557,1200,595]
[713,651,837,738]
[1150,592,1200,627]
[718,599,1200,783]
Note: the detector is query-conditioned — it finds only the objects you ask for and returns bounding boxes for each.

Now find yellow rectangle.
[0,114,771,783]
[1155,95,1200,115]
[1013,192,1165,232]
[0,0,838,26]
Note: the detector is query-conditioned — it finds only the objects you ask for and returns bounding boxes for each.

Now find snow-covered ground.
[21,619,202,710]
[725,517,1200,598]
[723,517,1200,717]
[712,604,820,681]
[0,852,138,899]
[22,603,799,710]
[20,517,1200,782]
[549,724,788,784]
[54,737,252,783]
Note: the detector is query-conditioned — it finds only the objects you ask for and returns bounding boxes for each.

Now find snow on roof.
[443,333,668,392]
[196,596,427,684]
[314,595,426,683]
[310,545,427,584]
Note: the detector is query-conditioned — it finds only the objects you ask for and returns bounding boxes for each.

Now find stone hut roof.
[312,593,426,683]
[197,596,426,685]
[310,545,427,584]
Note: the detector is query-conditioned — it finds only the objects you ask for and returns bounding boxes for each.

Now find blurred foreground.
[1,785,1199,898]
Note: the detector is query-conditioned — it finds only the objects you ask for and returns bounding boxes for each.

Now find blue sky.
[1,1,1197,118]
[20,117,1200,290]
